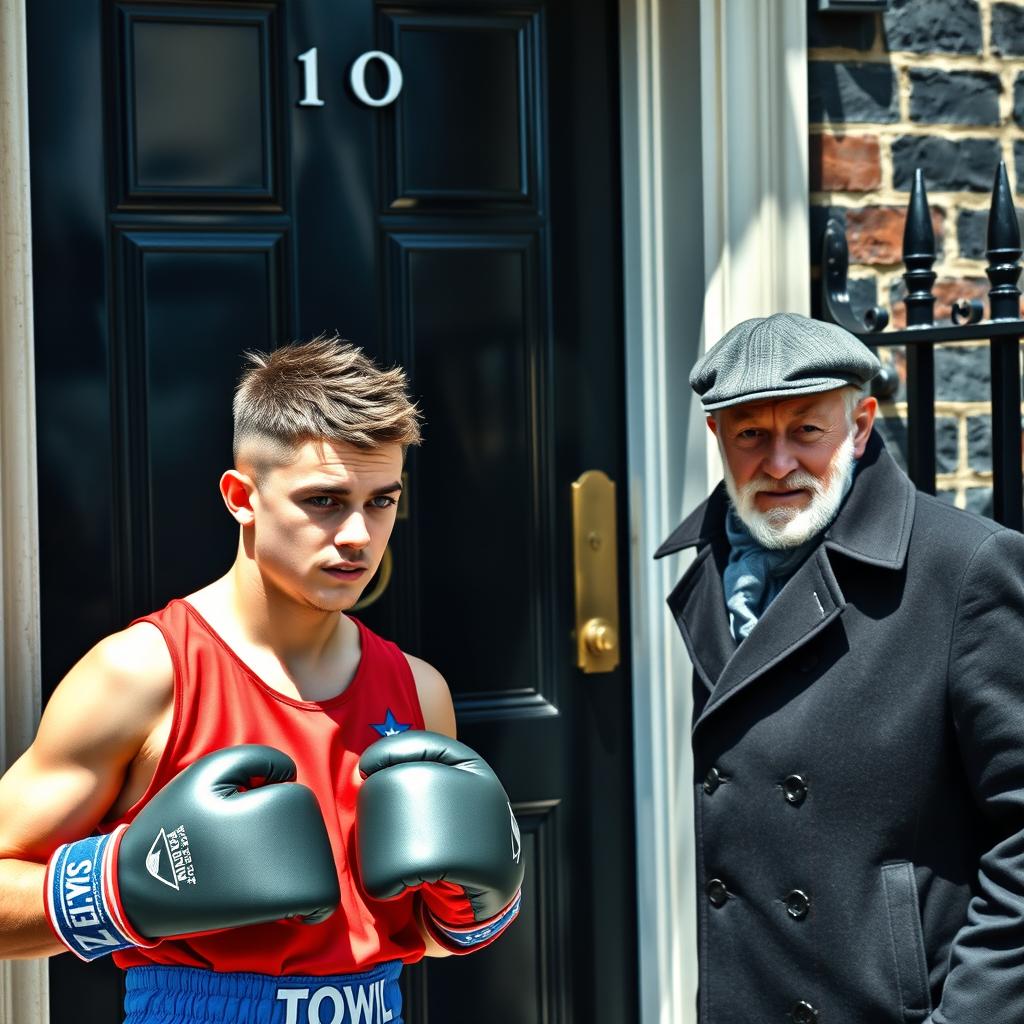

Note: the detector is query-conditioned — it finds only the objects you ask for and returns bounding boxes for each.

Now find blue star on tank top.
[371,709,412,737]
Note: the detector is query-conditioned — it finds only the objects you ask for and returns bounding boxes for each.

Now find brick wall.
[808,0,1024,516]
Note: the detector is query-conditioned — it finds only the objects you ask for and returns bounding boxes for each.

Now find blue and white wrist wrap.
[426,888,522,952]
[45,825,150,961]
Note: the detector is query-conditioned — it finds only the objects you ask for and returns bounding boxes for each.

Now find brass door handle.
[582,617,618,656]
[352,547,394,612]
[572,471,620,673]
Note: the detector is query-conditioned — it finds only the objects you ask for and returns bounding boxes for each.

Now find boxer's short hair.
[232,336,422,476]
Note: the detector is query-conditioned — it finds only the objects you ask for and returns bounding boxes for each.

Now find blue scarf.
[723,464,857,642]
[723,510,817,642]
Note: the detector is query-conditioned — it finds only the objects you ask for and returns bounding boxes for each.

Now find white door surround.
[620,1,809,1021]
[0,0,47,1020]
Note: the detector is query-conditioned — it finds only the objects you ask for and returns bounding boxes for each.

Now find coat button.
[782,774,807,805]
[703,767,722,794]
[784,889,810,920]
[706,878,728,907]
[792,1001,818,1023]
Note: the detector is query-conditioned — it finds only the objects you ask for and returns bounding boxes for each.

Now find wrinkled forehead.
[716,389,847,426]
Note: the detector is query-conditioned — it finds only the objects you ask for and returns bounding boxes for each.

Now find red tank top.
[106,598,427,974]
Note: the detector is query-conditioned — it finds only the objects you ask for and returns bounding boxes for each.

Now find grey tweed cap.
[690,312,881,411]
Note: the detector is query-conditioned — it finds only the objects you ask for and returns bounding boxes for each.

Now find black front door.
[28,2,635,1021]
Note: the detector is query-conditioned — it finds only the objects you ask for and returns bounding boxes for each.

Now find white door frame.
[619,2,809,1022]
[0,0,47,1020]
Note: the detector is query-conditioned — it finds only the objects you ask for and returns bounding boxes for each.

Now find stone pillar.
[0,0,48,1020]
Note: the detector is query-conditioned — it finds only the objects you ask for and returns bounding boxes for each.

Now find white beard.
[722,433,857,550]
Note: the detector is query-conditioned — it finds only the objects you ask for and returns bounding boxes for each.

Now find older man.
[656,312,1024,1024]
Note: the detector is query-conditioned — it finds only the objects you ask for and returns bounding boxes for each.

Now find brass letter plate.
[572,470,620,673]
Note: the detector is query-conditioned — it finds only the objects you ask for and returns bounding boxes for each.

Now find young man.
[0,338,523,1023]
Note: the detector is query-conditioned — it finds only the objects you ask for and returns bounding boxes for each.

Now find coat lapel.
[657,431,916,728]
[821,431,915,571]
[657,484,736,692]
[666,543,736,693]
[694,545,845,727]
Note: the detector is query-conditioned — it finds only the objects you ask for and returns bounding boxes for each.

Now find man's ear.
[220,469,257,526]
[852,396,878,458]
[706,414,719,436]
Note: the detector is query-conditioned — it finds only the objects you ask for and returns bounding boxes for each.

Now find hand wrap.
[419,880,522,952]
[45,825,155,961]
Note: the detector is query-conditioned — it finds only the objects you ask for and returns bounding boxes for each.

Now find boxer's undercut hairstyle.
[233,336,422,478]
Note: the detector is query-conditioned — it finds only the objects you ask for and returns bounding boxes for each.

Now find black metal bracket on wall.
[821,161,1024,531]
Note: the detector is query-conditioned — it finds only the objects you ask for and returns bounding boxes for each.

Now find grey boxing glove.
[356,731,524,953]
[46,745,340,961]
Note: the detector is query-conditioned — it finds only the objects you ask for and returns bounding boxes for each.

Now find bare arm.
[0,624,172,959]
[406,654,456,739]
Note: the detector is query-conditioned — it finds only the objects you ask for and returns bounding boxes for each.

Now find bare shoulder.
[32,621,173,775]
[0,623,174,858]
[92,619,172,673]
[404,653,456,738]
[64,622,172,719]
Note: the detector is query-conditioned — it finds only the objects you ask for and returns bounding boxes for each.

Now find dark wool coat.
[655,432,1024,1024]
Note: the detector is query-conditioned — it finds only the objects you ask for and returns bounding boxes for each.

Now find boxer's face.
[229,438,404,613]
[708,388,876,548]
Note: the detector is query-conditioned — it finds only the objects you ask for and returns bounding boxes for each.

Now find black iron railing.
[821,161,1024,531]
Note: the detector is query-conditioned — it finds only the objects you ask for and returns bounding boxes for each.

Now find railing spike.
[902,168,936,327]
[903,168,935,258]
[986,160,1022,321]
[816,163,1024,529]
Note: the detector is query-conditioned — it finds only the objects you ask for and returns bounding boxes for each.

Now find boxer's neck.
[186,567,362,703]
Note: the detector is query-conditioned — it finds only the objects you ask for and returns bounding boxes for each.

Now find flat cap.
[690,312,880,411]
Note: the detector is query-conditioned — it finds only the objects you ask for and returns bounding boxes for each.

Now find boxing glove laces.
[356,731,524,953]
[45,745,340,961]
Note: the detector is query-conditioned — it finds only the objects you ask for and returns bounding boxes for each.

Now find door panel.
[123,11,277,198]
[28,1,635,1021]
[389,234,556,715]
[118,230,288,606]
[382,11,539,204]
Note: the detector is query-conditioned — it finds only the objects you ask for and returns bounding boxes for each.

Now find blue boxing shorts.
[123,962,403,1024]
